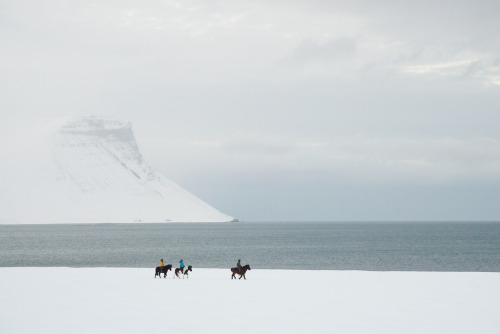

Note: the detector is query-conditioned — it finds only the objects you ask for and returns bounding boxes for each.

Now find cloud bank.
[1,0,499,220]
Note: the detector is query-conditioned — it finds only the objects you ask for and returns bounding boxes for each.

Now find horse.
[174,265,192,279]
[231,264,251,279]
[154,264,172,278]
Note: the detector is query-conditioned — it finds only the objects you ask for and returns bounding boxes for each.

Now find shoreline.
[2,266,500,273]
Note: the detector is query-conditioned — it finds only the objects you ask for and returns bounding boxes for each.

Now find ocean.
[1,222,499,271]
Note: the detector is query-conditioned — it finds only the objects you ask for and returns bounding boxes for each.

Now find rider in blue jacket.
[179,259,185,274]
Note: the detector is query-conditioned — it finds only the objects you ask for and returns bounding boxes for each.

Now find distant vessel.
[0,117,235,224]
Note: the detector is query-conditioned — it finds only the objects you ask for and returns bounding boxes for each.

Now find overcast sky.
[1,0,499,221]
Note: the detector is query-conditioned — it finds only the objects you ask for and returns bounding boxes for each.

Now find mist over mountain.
[0,117,234,224]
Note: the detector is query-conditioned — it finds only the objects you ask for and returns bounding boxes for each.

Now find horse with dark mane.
[231,264,251,279]
[155,264,172,278]
[174,265,192,279]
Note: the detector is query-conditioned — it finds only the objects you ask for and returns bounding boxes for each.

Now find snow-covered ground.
[1,268,499,334]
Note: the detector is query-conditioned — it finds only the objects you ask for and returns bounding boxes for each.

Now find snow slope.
[0,117,234,223]
[0,268,499,334]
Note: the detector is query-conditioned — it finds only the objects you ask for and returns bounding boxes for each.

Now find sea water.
[1,222,499,271]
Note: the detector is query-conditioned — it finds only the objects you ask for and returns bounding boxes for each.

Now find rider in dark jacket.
[237,259,242,273]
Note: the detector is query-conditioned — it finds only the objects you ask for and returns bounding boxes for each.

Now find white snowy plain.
[1,268,499,334]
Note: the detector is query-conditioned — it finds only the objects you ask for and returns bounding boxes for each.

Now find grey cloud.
[293,37,357,64]
[222,138,297,157]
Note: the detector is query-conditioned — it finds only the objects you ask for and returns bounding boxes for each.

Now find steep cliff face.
[53,118,155,195]
[1,118,234,224]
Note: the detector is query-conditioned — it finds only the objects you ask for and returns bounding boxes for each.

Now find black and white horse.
[174,265,192,279]
[155,264,172,278]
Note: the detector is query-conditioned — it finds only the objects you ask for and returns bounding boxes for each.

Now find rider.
[236,259,242,274]
[160,259,164,268]
[179,259,185,274]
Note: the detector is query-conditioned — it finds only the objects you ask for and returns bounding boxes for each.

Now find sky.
[1,0,500,221]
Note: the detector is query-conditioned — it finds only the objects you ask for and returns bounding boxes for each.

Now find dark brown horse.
[231,264,251,279]
[174,265,192,279]
[155,264,172,278]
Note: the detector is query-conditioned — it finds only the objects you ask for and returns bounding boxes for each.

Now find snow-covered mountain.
[0,117,234,224]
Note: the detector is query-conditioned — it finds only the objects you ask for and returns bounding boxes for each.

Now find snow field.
[0,268,499,334]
